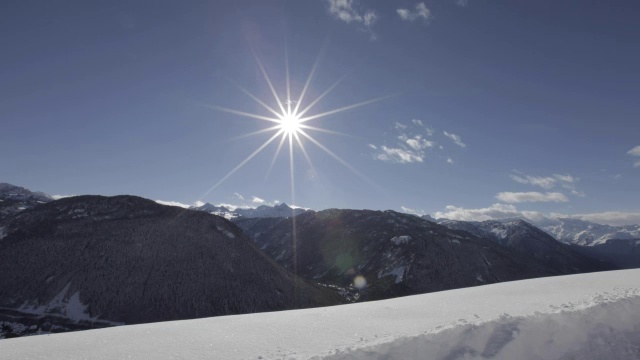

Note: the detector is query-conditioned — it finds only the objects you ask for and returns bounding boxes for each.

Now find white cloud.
[412,119,423,126]
[443,131,466,148]
[374,146,424,163]
[327,0,378,39]
[155,200,191,209]
[436,203,640,226]
[510,174,556,189]
[628,145,640,157]
[394,122,407,130]
[400,206,426,216]
[233,192,245,200]
[51,194,75,200]
[552,211,640,227]
[368,144,377,149]
[193,201,205,207]
[397,2,432,22]
[435,203,546,222]
[495,191,569,203]
[251,196,265,204]
[405,135,435,151]
[613,174,622,180]
[447,158,454,164]
[635,160,640,168]
[455,0,469,7]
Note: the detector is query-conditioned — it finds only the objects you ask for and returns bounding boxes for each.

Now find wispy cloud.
[397,2,432,22]
[435,203,546,222]
[628,145,640,167]
[509,171,584,197]
[400,206,426,216]
[552,211,640,227]
[495,191,569,203]
[443,131,466,148]
[251,196,265,204]
[327,0,378,40]
[155,200,191,208]
[436,203,640,226]
[455,0,469,7]
[51,194,75,200]
[374,146,424,163]
[371,121,465,164]
[371,120,436,164]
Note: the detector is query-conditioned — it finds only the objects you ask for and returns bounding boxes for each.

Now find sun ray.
[298,124,350,137]
[250,46,287,115]
[285,44,291,116]
[226,78,283,119]
[295,75,347,119]
[201,129,284,198]
[292,42,328,116]
[297,129,376,187]
[229,125,282,141]
[298,93,399,123]
[293,131,316,176]
[265,133,288,181]
[288,132,298,274]
[204,104,281,124]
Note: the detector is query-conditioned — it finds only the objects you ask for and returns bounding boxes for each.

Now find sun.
[278,111,302,136]
[200,43,393,201]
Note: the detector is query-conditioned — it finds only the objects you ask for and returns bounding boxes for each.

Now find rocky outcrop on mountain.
[0,183,53,220]
[0,195,342,335]
[234,209,604,301]
[437,219,611,274]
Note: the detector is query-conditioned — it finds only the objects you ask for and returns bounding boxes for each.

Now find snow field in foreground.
[1,270,639,360]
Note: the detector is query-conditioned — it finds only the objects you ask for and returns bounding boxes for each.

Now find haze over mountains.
[0,182,638,339]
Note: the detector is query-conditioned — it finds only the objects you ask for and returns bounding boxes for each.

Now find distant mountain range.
[234,209,611,301]
[532,217,640,246]
[190,202,309,219]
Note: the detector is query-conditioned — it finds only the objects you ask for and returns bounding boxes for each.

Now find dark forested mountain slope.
[234,209,607,301]
[0,195,342,333]
[570,239,640,269]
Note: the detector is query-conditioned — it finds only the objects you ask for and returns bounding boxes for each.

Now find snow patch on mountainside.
[3,270,639,360]
[390,235,411,245]
[17,283,95,323]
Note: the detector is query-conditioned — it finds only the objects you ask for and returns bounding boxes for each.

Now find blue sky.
[2,1,639,224]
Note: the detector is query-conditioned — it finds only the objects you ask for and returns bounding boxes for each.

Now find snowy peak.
[533,218,640,246]
[0,182,53,220]
[437,218,608,273]
[0,183,53,202]
[191,202,309,219]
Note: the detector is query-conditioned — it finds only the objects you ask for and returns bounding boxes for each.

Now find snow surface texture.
[2,270,640,360]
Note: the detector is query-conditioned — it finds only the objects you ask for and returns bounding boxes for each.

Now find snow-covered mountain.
[3,269,639,360]
[0,195,341,338]
[0,183,53,220]
[190,202,308,219]
[533,217,640,246]
[436,218,611,273]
